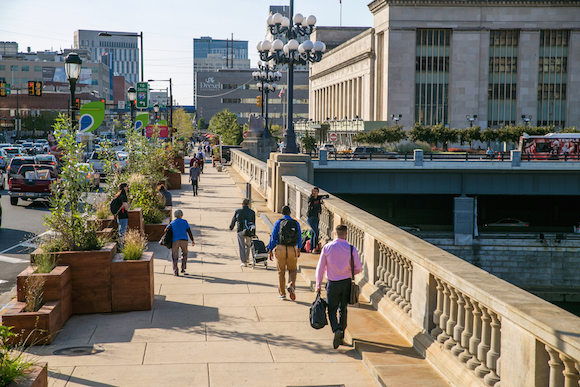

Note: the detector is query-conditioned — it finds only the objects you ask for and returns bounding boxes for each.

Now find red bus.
[519,133,580,159]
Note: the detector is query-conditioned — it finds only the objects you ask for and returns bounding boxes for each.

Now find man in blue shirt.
[268,206,302,300]
[169,209,195,276]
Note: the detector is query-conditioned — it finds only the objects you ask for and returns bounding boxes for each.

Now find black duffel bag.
[310,291,328,329]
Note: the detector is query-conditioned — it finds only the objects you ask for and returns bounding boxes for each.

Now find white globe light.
[313,41,324,52]
[264,82,270,89]
[261,71,267,78]
[271,83,277,90]
[261,40,271,51]
[287,39,299,51]
[298,44,305,54]
[272,13,283,24]
[257,82,262,89]
[256,41,263,51]
[321,42,327,52]
[275,71,282,79]
[307,15,317,26]
[283,44,289,55]
[268,71,274,79]
[281,17,290,28]
[293,13,304,25]
[272,39,284,51]
[267,15,274,26]
[302,40,313,52]
[257,60,262,67]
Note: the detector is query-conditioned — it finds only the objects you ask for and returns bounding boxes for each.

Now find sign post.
[136,82,148,108]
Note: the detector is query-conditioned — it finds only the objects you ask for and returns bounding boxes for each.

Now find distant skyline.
[1,0,373,106]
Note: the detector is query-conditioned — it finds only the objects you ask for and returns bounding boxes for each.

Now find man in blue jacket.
[268,206,302,300]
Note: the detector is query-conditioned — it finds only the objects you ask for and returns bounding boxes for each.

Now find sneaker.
[333,330,344,349]
[241,262,247,267]
[287,285,296,301]
[181,268,185,273]
[174,272,179,277]
[278,294,286,300]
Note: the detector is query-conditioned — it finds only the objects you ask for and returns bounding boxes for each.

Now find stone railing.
[281,175,580,387]
[230,149,268,197]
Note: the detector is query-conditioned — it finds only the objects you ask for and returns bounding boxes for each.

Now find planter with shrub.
[0,325,48,386]
[164,169,181,190]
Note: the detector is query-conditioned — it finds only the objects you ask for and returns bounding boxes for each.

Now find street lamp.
[521,115,532,126]
[253,62,282,136]
[148,79,173,141]
[127,86,137,130]
[466,114,477,128]
[256,2,326,153]
[153,103,160,124]
[65,52,83,129]
[390,114,402,123]
[98,31,144,82]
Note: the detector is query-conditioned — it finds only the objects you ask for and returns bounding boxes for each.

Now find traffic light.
[34,81,42,96]
[0,82,6,97]
[28,81,35,96]
[100,99,106,105]
[75,98,81,110]
[256,95,262,107]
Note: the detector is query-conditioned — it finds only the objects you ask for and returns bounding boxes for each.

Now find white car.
[320,143,336,153]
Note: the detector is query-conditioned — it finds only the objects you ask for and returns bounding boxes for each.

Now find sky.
[1,0,373,107]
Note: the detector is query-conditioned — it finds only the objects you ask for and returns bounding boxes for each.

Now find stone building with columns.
[309,0,580,131]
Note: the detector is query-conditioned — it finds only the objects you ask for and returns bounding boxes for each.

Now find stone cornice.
[310,51,374,81]
[369,0,580,13]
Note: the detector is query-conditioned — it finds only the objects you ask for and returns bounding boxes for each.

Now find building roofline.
[369,0,580,13]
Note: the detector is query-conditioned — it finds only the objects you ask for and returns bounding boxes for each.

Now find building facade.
[309,0,580,130]
[195,68,308,128]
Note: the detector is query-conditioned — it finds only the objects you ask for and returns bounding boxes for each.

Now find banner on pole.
[78,101,105,133]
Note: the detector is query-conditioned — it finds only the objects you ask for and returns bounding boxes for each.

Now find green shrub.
[0,325,35,387]
[143,207,164,224]
[23,276,45,313]
[388,141,432,154]
[121,230,147,260]
[33,253,58,274]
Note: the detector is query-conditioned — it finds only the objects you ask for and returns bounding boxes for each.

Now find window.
[0,65,5,71]
[222,98,242,103]
[21,78,28,85]
[34,66,41,72]
[415,29,451,125]
[21,66,29,72]
[10,65,18,71]
[537,30,569,127]
[488,30,519,127]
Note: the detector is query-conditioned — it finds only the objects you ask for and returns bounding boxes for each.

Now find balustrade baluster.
[376,245,387,291]
[459,296,475,363]
[437,282,451,343]
[390,254,403,302]
[475,307,492,378]
[444,287,459,350]
[467,301,482,370]
[560,354,580,387]
[398,258,409,307]
[403,261,412,314]
[483,311,501,385]
[431,277,444,337]
[451,291,466,356]
[546,346,564,387]
[388,254,400,300]
[385,250,395,296]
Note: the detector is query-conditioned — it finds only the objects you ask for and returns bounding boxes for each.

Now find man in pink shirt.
[315,224,362,349]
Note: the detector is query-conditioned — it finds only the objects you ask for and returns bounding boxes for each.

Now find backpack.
[243,219,256,237]
[110,196,122,215]
[279,219,299,246]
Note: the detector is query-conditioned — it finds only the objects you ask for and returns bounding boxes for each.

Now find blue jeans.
[307,216,319,246]
[118,218,129,241]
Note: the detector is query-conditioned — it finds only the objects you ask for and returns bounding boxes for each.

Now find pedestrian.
[229,198,256,267]
[114,183,130,242]
[307,187,330,253]
[158,184,172,207]
[189,161,201,196]
[197,149,205,173]
[267,205,302,300]
[315,224,362,349]
[168,209,195,276]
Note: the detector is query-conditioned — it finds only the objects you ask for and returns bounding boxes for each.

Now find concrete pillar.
[454,195,475,245]
[411,264,435,332]
[319,149,327,165]
[414,149,424,166]
[517,31,540,124]
[511,150,521,167]
[363,234,378,284]
[266,153,313,212]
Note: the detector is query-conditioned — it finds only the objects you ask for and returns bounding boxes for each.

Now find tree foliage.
[172,108,194,140]
[197,117,207,130]
[301,132,317,152]
[208,109,243,145]
[353,125,407,146]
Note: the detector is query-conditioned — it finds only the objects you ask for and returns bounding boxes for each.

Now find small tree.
[301,132,317,152]
[409,123,435,146]
[208,109,243,145]
[172,108,194,140]
[432,124,458,151]
[197,117,207,131]
[381,125,407,146]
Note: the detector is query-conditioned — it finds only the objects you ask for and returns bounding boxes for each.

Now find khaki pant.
[274,245,298,296]
[172,239,188,275]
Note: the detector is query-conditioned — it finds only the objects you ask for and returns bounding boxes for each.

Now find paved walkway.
[23,156,380,387]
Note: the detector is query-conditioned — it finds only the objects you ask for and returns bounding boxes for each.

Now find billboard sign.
[146,124,168,138]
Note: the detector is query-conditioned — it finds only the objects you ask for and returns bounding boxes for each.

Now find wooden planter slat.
[88,217,117,231]
[2,301,61,346]
[174,158,185,173]
[111,251,154,312]
[144,217,170,242]
[8,363,48,387]
[127,208,144,235]
[165,171,181,190]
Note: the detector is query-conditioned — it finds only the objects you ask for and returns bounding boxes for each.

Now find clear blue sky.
[1,0,373,106]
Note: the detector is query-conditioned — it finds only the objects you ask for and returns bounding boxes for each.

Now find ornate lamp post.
[256,3,326,153]
[127,86,137,129]
[253,62,281,135]
[153,103,160,123]
[148,79,173,141]
[65,53,83,129]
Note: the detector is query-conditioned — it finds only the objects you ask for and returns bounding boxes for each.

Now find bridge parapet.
[230,149,268,197]
[281,174,580,387]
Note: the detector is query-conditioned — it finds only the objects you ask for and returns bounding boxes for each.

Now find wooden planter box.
[111,251,154,312]
[161,206,172,221]
[88,217,117,231]
[165,171,181,190]
[7,363,47,387]
[144,217,170,242]
[31,243,117,314]
[97,227,115,240]
[2,301,62,346]
[174,157,185,173]
[16,265,72,327]
[128,208,144,235]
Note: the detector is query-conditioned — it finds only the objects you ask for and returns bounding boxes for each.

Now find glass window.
[488,30,519,127]
[0,65,5,71]
[10,65,18,71]
[20,78,28,85]
[34,66,41,72]
[21,66,29,72]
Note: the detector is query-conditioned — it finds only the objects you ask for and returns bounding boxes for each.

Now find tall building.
[193,36,250,108]
[74,30,140,85]
[309,0,580,130]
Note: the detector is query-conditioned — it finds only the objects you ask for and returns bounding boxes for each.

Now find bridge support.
[267,153,313,212]
[454,195,475,245]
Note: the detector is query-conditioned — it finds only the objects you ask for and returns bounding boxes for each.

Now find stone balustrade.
[230,150,580,387]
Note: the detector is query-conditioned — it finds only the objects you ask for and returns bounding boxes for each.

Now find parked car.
[76,163,101,190]
[36,154,58,169]
[484,218,529,227]
[21,142,37,155]
[8,164,54,205]
[351,147,397,159]
[88,151,124,177]
[0,149,8,171]
[320,143,336,153]
[7,156,38,177]
[0,170,5,190]
[33,142,47,153]
[3,147,25,162]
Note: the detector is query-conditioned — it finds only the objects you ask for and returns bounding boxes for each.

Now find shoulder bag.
[349,244,360,305]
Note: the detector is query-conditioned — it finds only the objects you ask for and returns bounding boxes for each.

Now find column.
[454,195,475,245]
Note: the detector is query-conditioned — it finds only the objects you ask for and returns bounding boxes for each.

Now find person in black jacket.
[229,198,256,267]
[307,187,329,253]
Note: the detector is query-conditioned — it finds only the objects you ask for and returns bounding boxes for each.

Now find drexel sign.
[200,77,221,91]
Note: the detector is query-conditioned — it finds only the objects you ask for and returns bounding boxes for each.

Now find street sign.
[329,133,338,142]
[243,131,248,139]
[136,82,148,108]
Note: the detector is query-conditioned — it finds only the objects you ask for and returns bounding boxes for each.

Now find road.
[0,176,105,303]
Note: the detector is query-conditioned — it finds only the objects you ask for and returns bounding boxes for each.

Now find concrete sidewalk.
[25,157,379,387]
